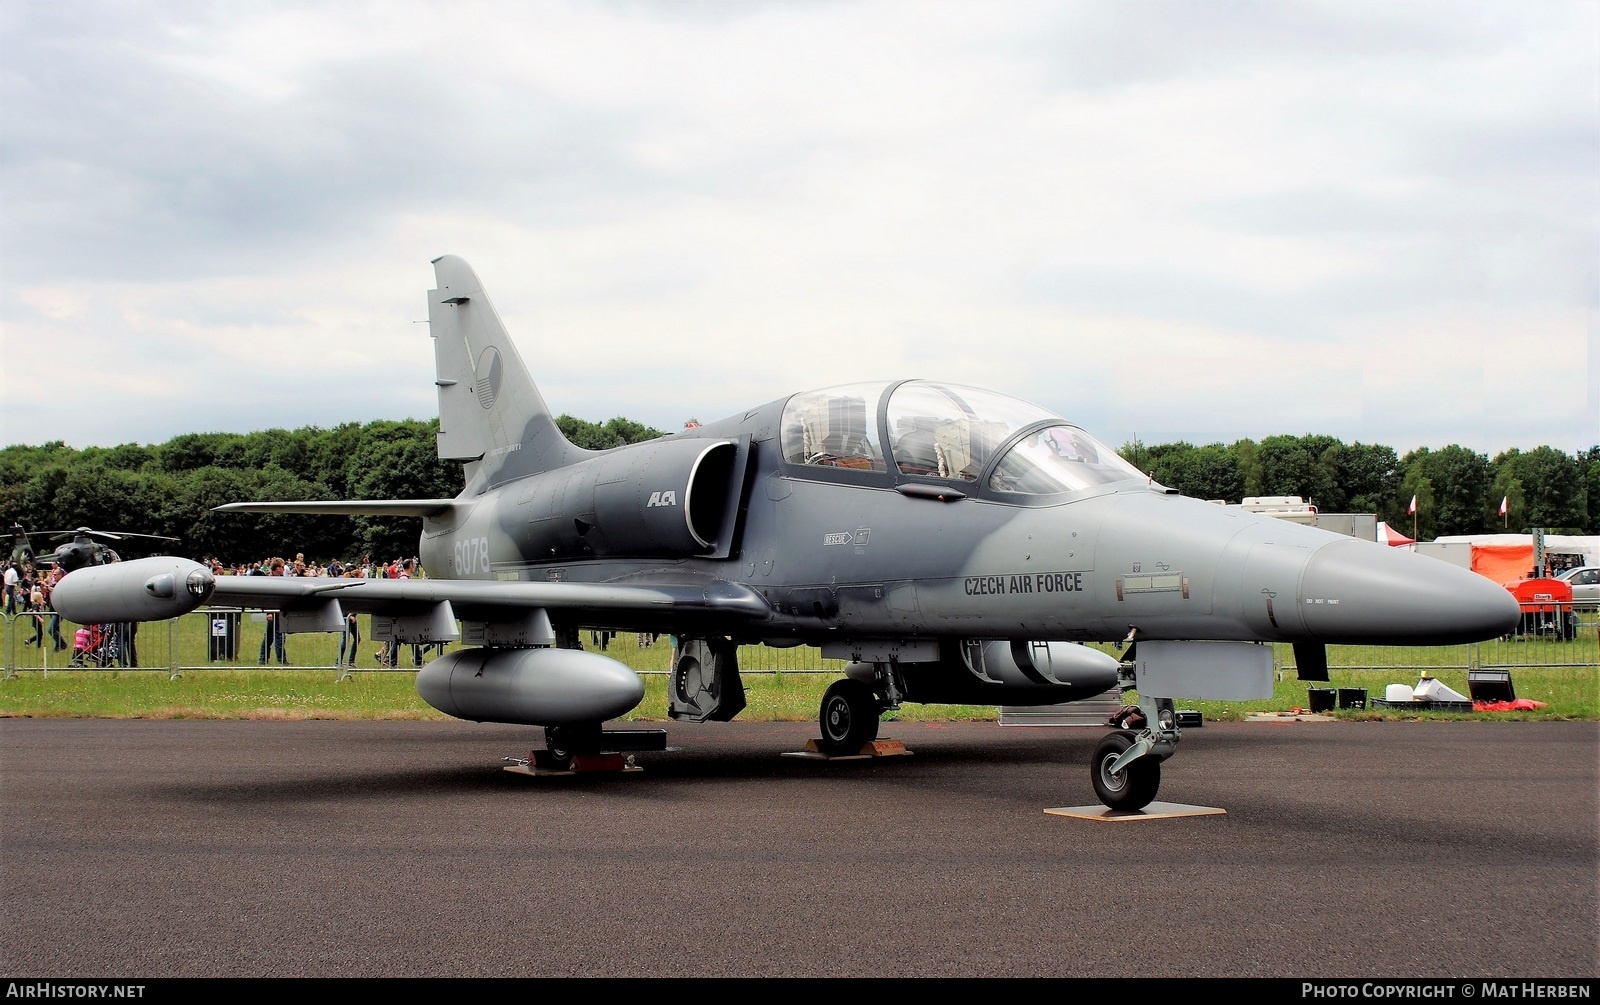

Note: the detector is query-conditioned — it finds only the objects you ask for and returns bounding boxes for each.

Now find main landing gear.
[539,722,601,771]
[524,722,667,773]
[1092,696,1180,811]
[808,662,911,757]
[816,678,881,755]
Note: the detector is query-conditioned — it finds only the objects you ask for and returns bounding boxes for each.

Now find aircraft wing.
[51,556,773,631]
[213,500,459,517]
[208,574,771,620]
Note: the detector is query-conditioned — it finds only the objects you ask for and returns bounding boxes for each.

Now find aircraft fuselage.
[417,394,1515,653]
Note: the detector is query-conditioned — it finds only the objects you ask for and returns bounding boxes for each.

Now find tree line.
[2,420,1594,565]
[1121,436,1598,539]
[0,416,662,564]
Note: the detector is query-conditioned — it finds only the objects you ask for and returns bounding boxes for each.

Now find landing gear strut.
[531,722,668,773]
[1092,730,1162,809]
[1092,656,1180,811]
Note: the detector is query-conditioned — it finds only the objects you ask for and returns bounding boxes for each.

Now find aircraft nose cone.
[1299,539,1522,645]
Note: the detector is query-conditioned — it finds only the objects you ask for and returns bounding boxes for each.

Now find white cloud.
[1,0,1594,459]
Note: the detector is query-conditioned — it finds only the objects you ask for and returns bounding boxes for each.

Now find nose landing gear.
[1092,729,1162,810]
[1092,673,1180,810]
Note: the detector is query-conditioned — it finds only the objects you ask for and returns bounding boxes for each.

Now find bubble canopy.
[779,380,1145,496]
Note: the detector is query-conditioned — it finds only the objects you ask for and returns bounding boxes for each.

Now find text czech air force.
[964,572,1085,596]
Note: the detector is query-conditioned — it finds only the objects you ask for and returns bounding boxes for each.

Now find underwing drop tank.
[415,647,646,726]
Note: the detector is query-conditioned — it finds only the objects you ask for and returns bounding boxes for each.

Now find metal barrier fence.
[0,609,841,680]
[4,604,1597,680]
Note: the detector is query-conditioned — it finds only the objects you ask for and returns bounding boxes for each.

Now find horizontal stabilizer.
[213,500,459,518]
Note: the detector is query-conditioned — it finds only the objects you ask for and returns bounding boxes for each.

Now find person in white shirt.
[3,562,19,617]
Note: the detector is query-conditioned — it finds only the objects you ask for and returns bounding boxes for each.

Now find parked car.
[1555,566,1600,610]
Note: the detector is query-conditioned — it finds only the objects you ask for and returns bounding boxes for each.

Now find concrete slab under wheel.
[1044,801,1228,821]
[781,738,911,761]
[502,751,644,777]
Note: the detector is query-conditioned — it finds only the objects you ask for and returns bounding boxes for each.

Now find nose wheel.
[1091,730,1162,810]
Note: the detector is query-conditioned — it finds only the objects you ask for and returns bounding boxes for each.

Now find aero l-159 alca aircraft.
[54,256,1522,810]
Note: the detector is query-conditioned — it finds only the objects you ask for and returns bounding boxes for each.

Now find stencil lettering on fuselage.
[963,572,1085,596]
[454,536,491,576]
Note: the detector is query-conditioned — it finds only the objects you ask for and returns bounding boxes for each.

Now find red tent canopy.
[1376,522,1415,547]
[1474,542,1537,585]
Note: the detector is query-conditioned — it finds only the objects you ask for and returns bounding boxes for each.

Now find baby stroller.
[70,623,117,668]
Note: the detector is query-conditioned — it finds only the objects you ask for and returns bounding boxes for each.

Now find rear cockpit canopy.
[780,380,1144,495]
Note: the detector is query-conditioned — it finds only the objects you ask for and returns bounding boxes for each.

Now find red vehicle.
[1504,576,1578,640]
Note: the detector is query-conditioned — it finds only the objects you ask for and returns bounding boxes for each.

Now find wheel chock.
[782,738,912,761]
[502,752,643,777]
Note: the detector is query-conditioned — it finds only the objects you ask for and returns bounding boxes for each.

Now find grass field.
[4,609,1597,722]
[3,631,1595,723]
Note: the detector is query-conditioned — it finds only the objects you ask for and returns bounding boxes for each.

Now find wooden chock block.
[787,738,911,761]
[571,753,628,773]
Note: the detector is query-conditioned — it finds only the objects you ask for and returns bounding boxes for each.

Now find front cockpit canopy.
[780,380,1144,494]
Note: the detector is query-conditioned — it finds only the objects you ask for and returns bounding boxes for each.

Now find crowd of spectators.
[5,559,69,654]
[203,553,423,581]
[6,551,434,670]
[193,552,430,667]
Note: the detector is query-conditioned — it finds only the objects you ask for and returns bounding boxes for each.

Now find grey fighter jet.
[54,256,1522,810]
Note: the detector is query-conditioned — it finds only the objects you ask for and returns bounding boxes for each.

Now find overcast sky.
[3,0,1596,461]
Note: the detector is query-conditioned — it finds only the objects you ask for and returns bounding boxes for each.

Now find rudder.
[429,255,581,485]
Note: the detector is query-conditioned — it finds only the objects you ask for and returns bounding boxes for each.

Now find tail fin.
[429,255,582,486]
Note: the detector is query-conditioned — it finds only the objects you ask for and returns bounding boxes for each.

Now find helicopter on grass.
[7,524,179,574]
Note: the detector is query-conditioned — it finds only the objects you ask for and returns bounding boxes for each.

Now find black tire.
[1091,730,1161,811]
[544,723,602,771]
[817,678,880,755]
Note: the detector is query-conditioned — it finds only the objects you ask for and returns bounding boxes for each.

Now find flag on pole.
[1499,496,1508,516]
[1407,494,1417,515]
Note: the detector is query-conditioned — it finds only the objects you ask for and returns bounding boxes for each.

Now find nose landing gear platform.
[1045,801,1226,821]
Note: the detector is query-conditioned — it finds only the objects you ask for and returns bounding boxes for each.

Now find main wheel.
[1091,730,1161,811]
[817,678,880,755]
[544,723,602,771]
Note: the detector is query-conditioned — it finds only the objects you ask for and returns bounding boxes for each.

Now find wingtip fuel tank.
[52,557,214,625]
